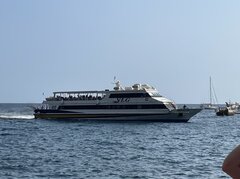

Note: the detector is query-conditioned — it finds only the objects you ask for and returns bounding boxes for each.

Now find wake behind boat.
[34,82,201,122]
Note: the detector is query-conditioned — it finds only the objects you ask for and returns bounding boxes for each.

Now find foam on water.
[0,113,34,119]
[0,103,36,120]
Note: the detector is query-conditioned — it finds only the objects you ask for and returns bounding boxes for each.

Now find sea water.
[0,103,238,178]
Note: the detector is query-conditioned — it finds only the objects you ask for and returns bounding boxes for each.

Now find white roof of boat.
[53,83,157,94]
[53,90,107,94]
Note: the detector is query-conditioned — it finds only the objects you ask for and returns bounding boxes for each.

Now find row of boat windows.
[58,104,167,110]
[109,93,151,98]
[47,95,105,101]
[47,92,161,101]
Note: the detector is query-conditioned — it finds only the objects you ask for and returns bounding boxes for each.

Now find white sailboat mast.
[210,76,212,105]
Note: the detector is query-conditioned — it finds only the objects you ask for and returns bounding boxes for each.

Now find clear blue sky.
[0,0,240,103]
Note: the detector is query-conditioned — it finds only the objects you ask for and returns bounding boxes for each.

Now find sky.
[0,0,240,103]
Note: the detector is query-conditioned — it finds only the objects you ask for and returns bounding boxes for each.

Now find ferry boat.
[34,81,201,122]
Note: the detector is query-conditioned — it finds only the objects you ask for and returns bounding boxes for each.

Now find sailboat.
[200,77,218,110]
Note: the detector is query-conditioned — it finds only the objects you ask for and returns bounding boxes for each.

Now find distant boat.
[200,77,218,110]
[216,102,239,116]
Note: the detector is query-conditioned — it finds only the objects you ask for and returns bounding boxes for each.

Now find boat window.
[58,104,167,110]
[109,93,150,98]
[150,92,162,97]
[164,102,176,110]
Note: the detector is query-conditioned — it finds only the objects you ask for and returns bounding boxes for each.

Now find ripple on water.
[0,108,235,178]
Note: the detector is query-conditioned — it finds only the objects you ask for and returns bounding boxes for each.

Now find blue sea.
[0,103,238,178]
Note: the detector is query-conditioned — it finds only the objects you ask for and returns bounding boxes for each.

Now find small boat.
[216,107,233,116]
[34,81,202,122]
[201,103,218,110]
[216,102,239,116]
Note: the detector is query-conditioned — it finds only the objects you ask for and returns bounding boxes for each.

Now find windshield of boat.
[149,92,162,97]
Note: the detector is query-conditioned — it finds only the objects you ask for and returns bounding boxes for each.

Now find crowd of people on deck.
[47,94,105,101]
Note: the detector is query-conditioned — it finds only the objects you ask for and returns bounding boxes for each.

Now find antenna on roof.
[112,76,117,84]
[112,76,123,90]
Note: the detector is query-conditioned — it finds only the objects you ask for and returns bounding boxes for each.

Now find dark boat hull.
[34,109,201,122]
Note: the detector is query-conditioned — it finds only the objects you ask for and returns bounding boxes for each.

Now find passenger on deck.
[222,145,240,178]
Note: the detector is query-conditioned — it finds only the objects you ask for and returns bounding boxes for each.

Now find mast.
[210,76,212,105]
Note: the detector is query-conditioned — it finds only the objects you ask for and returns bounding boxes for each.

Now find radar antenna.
[112,76,123,90]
